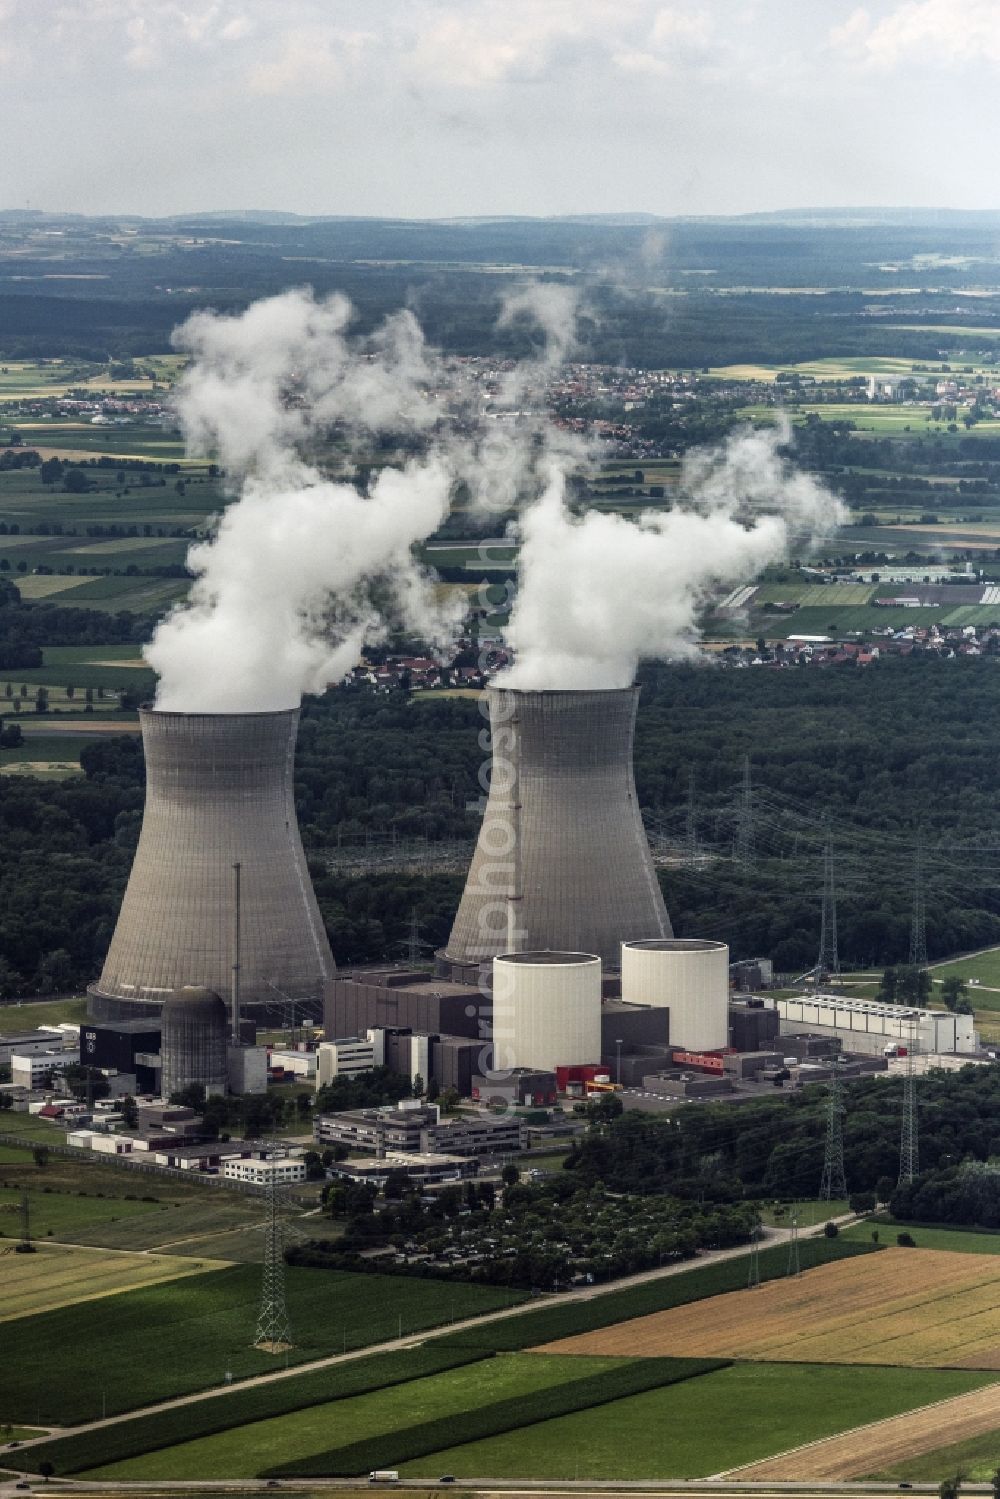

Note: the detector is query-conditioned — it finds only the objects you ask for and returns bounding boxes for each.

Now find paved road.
[5,1214,857,1460]
[0,1476,978,1496]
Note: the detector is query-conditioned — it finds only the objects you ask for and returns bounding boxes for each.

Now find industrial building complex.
[4,686,981,1141]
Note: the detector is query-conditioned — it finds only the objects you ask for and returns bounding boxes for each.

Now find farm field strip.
[80,1353,621,1481]
[0,1243,232,1320]
[399,1363,992,1482]
[535,1249,1000,1368]
[726,1378,1000,1480]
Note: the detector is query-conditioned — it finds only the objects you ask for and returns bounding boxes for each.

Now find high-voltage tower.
[786,1214,800,1277]
[909,837,928,969]
[899,1019,920,1187]
[734,755,755,875]
[819,1065,848,1201]
[255,1148,292,1351]
[747,1217,761,1288]
[817,834,840,977]
[685,769,699,869]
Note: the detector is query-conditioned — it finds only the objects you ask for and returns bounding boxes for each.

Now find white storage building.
[492,951,602,1072]
[620,938,729,1052]
[776,994,976,1056]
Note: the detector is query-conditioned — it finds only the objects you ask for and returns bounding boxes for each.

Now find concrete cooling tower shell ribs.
[444,686,672,969]
[89,708,334,1021]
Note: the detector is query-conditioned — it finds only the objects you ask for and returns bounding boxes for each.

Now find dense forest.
[3,211,1000,366]
[568,1063,1000,1205]
[4,656,1000,993]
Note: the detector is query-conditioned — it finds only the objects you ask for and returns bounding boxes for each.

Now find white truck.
[369,1473,400,1485]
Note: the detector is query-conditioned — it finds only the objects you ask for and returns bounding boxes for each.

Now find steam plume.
[497,422,846,690]
[146,291,458,712]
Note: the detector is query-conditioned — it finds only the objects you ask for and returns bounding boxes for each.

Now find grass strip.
[9,1345,489,1477]
[265,1356,726,1477]
[434,1236,877,1352]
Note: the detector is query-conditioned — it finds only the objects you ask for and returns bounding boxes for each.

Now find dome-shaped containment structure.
[160,986,228,1100]
[493,950,602,1072]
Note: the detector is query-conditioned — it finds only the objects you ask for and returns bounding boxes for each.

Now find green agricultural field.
[753,583,876,605]
[0,737,89,777]
[0,997,87,1029]
[870,1426,1000,1483]
[64,1197,267,1253]
[16,1345,489,1477]
[930,947,1000,989]
[759,1199,848,1229]
[83,1353,628,1481]
[1,1242,231,1322]
[840,1222,1000,1255]
[766,605,947,637]
[1,1264,524,1424]
[402,1363,996,1481]
[0,1184,161,1241]
[11,575,189,613]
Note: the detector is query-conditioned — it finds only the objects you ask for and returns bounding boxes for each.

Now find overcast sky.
[2,0,997,220]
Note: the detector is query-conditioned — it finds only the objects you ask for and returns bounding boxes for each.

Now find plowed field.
[726,1379,1000,1479]
[536,1248,1000,1369]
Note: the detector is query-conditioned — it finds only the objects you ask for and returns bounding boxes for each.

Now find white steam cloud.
[146,290,460,712]
[497,422,846,690]
[147,281,844,712]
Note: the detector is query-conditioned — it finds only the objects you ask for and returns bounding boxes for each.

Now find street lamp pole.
[615,1038,623,1087]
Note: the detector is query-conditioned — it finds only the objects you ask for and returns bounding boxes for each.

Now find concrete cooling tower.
[443,687,672,971]
[88,708,335,1023]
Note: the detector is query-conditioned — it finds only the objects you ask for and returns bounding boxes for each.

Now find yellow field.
[12,575,93,599]
[1,1243,231,1320]
[727,1381,1000,1480]
[538,1249,1000,1369]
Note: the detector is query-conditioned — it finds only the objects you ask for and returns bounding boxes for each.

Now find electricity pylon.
[819,1065,848,1201]
[786,1214,801,1277]
[685,770,699,868]
[909,837,928,969]
[747,1218,762,1288]
[255,1145,292,1351]
[817,834,840,978]
[899,1019,920,1187]
[734,755,755,875]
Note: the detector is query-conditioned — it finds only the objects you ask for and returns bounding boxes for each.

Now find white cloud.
[831,0,1000,68]
[247,27,373,95]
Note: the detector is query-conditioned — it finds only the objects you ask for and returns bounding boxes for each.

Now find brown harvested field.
[726,1379,1000,1479]
[536,1248,1000,1369]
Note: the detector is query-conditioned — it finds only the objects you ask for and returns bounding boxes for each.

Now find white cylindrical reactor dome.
[493,951,602,1072]
[621,938,729,1052]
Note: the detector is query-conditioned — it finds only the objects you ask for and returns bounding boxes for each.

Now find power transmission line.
[18,1190,35,1255]
[685,770,699,869]
[255,1143,292,1352]
[734,755,755,875]
[909,836,928,969]
[747,1217,761,1288]
[899,1018,920,1187]
[786,1214,800,1278]
[817,832,840,978]
[819,1065,848,1201]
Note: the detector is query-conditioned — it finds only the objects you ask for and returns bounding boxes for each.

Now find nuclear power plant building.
[89,707,335,1024]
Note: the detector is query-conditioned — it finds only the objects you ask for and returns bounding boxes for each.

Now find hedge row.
[434,1236,879,1352]
[265,1356,728,1477]
[12,1345,490,1478]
